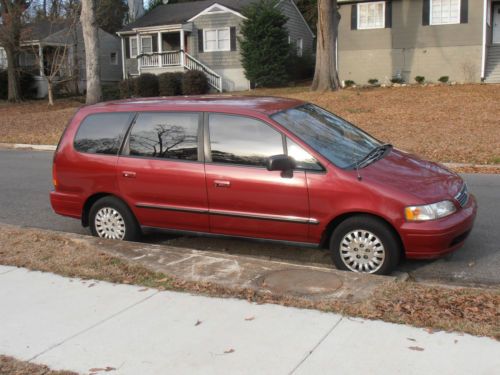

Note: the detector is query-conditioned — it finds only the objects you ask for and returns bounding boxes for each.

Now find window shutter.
[460,0,468,24]
[422,0,430,26]
[198,29,204,52]
[230,27,237,51]
[152,34,158,53]
[385,1,392,28]
[125,37,130,59]
[351,5,357,30]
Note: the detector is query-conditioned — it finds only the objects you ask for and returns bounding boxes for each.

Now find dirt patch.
[0,355,77,375]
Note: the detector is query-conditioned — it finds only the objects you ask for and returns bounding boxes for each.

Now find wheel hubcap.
[94,207,126,240]
[340,229,385,273]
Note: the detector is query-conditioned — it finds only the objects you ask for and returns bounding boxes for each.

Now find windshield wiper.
[356,143,392,169]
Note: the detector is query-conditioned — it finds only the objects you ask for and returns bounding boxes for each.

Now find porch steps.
[485,45,500,83]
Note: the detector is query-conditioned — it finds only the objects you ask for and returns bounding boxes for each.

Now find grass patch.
[0,225,498,340]
[0,355,77,375]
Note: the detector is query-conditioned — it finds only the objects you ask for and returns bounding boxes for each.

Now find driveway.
[0,149,498,286]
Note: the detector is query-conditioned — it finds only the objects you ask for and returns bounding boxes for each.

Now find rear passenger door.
[117,112,209,232]
[204,113,311,243]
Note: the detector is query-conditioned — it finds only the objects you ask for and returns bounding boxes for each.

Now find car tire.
[89,196,141,241]
[329,215,401,275]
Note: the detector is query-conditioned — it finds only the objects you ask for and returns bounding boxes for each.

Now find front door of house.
[494,3,500,44]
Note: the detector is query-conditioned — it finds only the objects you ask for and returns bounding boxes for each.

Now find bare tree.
[0,0,32,102]
[311,0,340,91]
[80,0,101,104]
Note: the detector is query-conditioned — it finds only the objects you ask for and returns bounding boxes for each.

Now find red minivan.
[51,96,477,275]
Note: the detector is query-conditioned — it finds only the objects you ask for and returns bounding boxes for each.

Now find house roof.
[20,19,69,42]
[119,0,257,32]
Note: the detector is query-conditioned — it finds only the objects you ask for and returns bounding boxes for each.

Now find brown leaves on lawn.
[0,355,78,375]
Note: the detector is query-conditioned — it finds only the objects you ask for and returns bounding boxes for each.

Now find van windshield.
[271,104,382,169]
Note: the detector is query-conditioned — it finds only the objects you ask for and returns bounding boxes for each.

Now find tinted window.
[74,113,132,155]
[287,138,323,171]
[209,114,284,167]
[128,112,199,160]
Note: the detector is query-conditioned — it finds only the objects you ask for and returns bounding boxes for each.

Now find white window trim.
[140,35,153,54]
[357,1,386,30]
[130,37,138,58]
[430,0,461,26]
[203,27,231,52]
[188,3,247,22]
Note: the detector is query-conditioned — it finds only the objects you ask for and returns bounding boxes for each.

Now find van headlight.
[405,200,456,221]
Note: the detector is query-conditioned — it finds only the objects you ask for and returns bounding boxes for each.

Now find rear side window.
[74,113,132,155]
[128,112,199,160]
[209,114,283,167]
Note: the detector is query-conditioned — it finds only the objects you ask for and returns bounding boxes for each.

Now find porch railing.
[138,50,222,92]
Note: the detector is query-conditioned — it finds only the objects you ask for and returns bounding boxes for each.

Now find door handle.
[214,180,231,188]
[122,171,136,178]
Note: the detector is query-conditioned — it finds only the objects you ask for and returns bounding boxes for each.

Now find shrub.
[438,76,449,83]
[368,78,379,85]
[0,70,37,100]
[415,76,425,84]
[344,80,355,88]
[102,83,121,101]
[159,72,184,96]
[286,52,315,82]
[390,77,404,84]
[135,73,159,97]
[119,78,136,98]
[182,70,209,95]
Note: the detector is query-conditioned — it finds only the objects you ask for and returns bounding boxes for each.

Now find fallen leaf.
[244,316,255,321]
[138,288,148,292]
[424,328,435,334]
[88,283,96,288]
[454,339,458,344]
[195,320,202,326]
[408,346,425,351]
[89,367,116,373]
[156,278,168,283]
[407,338,416,342]
[224,348,235,354]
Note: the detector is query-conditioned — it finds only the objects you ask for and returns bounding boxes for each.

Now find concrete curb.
[0,143,56,151]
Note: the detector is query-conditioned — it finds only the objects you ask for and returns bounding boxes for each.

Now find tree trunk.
[311,0,340,91]
[80,0,102,104]
[47,80,54,106]
[5,47,21,102]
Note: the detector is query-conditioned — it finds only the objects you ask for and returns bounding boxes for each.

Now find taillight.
[52,159,58,190]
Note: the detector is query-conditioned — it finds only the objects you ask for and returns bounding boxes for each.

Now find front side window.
[272,104,382,169]
[204,28,230,52]
[358,1,385,29]
[128,112,199,160]
[286,138,323,171]
[209,114,283,167]
[74,113,132,155]
[130,37,138,58]
[141,36,153,54]
[431,0,460,25]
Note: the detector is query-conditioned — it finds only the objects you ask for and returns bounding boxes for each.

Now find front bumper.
[401,195,478,259]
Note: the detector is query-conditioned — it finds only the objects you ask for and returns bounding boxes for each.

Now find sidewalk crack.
[27,290,160,362]
[288,317,343,375]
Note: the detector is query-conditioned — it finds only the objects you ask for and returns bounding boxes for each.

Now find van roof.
[84,96,305,116]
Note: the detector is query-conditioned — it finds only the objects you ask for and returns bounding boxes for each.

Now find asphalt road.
[0,149,499,286]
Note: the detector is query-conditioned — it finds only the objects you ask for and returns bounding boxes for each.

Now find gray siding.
[277,0,314,53]
[337,0,485,83]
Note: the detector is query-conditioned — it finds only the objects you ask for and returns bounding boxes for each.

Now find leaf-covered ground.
[0,355,77,375]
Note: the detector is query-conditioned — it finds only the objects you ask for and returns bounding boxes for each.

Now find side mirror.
[266,154,296,178]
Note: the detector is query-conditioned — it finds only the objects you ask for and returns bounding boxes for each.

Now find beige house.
[337,0,500,84]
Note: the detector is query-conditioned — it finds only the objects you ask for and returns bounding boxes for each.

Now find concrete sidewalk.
[0,266,498,375]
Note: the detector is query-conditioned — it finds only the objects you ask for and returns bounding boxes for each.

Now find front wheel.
[89,196,141,241]
[329,215,401,275]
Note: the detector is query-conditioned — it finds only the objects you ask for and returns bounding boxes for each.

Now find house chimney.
[128,0,145,22]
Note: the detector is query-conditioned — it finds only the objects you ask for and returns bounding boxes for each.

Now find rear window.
[74,113,132,155]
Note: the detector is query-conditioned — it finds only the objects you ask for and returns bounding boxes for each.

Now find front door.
[117,111,209,232]
[494,3,500,44]
[204,113,312,243]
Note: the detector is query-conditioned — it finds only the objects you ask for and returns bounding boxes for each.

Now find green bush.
[438,76,449,83]
[368,78,379,85]
[390,77,404,84]
[0,70,37,100]
[119,78,135,98]
[182,70,209,95]
[159,72,184,96]
[102,83,121,101]
[415,76,425,84]
[344,80,355,87]
[286,52,315,82]
[135,73,159,97]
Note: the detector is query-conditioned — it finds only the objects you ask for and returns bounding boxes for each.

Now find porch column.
[157,31,162,67]
[121,37,126,79]
[38,43,44,76]
[180,29,185,67]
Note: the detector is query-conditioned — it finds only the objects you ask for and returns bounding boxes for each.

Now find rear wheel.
[89,196,141,241]
[329,215,400,275]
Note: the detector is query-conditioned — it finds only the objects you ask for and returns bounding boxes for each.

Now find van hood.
[360,149,463,203]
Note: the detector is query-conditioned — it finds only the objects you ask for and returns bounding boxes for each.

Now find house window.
[358,1,385,29]
[0,48,6,68]
[430,0,461,25]
[296,38,303,57]
[130,37,138,58]
[110,52,118,65]
[204,28,230,52]
[141,36,153,54]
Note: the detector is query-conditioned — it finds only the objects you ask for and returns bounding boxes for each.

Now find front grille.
[455,184,469,208]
